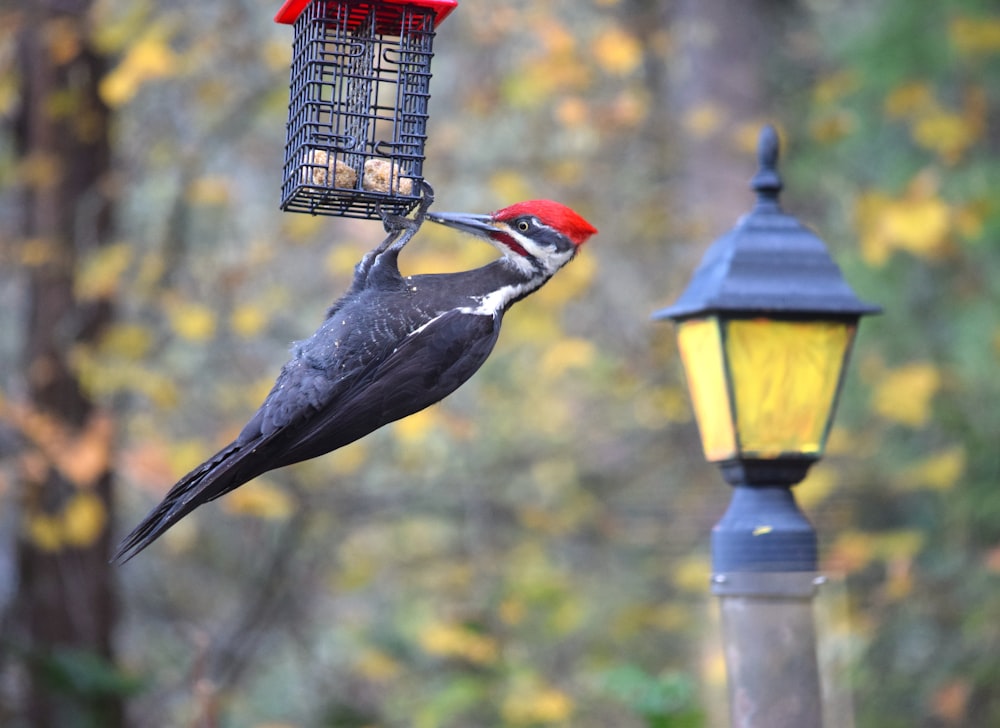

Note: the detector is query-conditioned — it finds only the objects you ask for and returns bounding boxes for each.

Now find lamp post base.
[711,479,824,727]
[712,483,817,573]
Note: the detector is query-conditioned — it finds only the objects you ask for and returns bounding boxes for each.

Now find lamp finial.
[751,125,783,205]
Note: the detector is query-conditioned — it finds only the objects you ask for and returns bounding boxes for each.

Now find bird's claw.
[413,180,435,222]
[377,207,414,235]
[363,181,436,268]
[375,205,419,235]
[377,180,435,234]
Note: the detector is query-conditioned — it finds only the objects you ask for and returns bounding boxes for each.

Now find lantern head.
[654,126,880,487]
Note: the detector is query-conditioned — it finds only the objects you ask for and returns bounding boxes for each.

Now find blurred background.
[1,0,998,726]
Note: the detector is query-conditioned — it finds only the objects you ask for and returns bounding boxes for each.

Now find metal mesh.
[280,1,436,218]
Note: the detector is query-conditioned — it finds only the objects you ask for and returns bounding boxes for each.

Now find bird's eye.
[517,220,531,232]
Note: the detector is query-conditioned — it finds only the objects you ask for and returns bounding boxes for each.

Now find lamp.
[654,124,880,572]
[653,125,879,727]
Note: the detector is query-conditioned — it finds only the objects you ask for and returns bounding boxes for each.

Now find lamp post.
[653,125,879,727]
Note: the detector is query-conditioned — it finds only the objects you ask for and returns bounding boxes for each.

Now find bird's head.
[428,200,597,277]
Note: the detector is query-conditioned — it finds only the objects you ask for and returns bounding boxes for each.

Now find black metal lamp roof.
[654,125,881,322]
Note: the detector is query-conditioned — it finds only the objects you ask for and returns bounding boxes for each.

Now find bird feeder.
[275,0,458,219]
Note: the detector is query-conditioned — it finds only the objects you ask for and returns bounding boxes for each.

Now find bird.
[112,187,597,562]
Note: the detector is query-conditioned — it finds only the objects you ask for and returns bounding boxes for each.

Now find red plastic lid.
[275,0,458,28]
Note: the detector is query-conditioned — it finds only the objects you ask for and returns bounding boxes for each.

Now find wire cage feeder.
[275,0,457,219]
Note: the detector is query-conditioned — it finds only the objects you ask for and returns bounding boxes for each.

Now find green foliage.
[795,0,1000,724]
[36,648,145,701]
[599,665,704,727]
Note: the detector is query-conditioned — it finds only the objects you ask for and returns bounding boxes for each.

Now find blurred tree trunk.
[667,0,794,235]
[10,2,122,726]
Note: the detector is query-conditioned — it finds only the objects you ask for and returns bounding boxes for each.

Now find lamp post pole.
[711,467,824,727]
[654,126,880,728]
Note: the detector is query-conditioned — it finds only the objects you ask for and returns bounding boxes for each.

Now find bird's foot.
[377,181,435,235]
[378,208,414,235]
[412,180,435,223]
[351,183,435,286]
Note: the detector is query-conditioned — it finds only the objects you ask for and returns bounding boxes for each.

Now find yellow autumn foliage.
[26,513,63,552]
[169,439,211,478]
[61,492,108,547]
[632,384,693,429]
[6,405,114,489]
[682,102,724,139]
[533,251,595,306]
[391,406,442,446]
[402,244,495,277]
[168,300,217,342]
[555,96,589,129]
[911,105,983,164]
[882,82,985,163]
[531,15,576,56]
[796,465,838,509]
[100,23,179,107]
[354,648,401,683]
[76,242,134,300]
[186,176,230,206]
[732,119,772,154]
[24,493,107,552]
[884,81,935,119]
[828,529,925,572]
[230,304,268,338]
[44,17,83,65]
[261,38,292,72]
[671,554,710,593]
[856,172,952,265]
[539,337,595,379]
[417,621,498,665]
[499,597,526,626]
[71,345,179,408]
[281,209,327,242]
[489,169,535,203]
[324,440,369,478]
[99,323,154,359]
[222,480,294,520]
[897,445,966,491]
[814,70,860,105]
[592,26,643,76]
[872,362,942,427]
[324,240,368,278]
[502,683,573,725]
[18,236,60,267]
[950,15,1000,56]
[614,603,691,636]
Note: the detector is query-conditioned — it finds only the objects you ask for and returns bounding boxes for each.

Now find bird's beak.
[426,211,499,239]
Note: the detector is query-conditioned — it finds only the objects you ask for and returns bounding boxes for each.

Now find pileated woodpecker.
[113,186,597,562]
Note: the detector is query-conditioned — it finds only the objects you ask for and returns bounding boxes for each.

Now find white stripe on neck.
[462,278,542,317]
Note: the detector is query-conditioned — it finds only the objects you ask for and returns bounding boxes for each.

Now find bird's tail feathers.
[111,441,263,563]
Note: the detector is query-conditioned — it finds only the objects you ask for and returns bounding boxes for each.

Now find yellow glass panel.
[676,318,737,462]
[725,319,855,458]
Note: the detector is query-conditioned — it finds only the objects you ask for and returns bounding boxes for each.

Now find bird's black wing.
[112,310,500,562]
[270,308,501,468]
